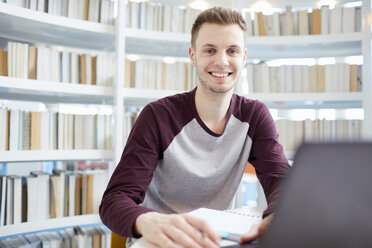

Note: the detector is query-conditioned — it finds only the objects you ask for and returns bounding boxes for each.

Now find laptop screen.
[260,142,372,248]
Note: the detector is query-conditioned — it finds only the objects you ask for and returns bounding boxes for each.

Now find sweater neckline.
[190,87,234,137]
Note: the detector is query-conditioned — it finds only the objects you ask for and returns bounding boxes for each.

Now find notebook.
[188,207,262,242]
[236,142,372,248]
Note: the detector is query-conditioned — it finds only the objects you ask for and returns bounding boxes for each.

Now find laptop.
[228,142,372,248]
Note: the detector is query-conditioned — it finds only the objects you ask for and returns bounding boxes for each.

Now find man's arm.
[248,102,290,217]
[242,101,290,242]
[99,104,161,237]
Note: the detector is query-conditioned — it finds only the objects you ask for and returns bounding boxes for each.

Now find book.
[298,9,309,35]
[285,6,294,35]
[30,171,50,220]
[0,174,6,226]
[257,12,264,36]
[83,0,90,21]
[342,7,355,33]
[24,174,38,222]
[28,46,37,80]
[311,9,321,34]
[0,48,7,76]
[6,175,22,225]
[37,0,46,12]
[321,5,330,34]
[80,54,87,84]
[6,0,25,8]
[330,7,343,34]
[50,169,66,218]
[350,64,358,92]
[75,173,83,215]
[30,111,41,150]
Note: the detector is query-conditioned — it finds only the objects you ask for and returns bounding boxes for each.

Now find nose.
[213,51,229,67]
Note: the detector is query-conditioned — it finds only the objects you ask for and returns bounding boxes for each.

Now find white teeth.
[211,72,229,78]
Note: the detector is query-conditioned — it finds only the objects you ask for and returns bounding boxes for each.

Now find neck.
[194,87,233,134]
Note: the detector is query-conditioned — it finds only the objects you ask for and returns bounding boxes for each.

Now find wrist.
[134,211,157,236]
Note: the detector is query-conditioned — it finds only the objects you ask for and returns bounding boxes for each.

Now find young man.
[100,7,290,248]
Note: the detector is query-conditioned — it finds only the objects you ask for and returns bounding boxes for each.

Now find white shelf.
[125,28,190,58]
[247,92,363,103]
[0,76,114,104]
[0,150,113,162]
[246,33,362,46]
[246,33,362,59]
[123,27,361,59]
[0,2,115,50]
[122,90,364,107]
[123,88,184,106]
[0,214,101,237]
[125,28,190,42]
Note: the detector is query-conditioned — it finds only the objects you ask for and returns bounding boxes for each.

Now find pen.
[219,231,242,242]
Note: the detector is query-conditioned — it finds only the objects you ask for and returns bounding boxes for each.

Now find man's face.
[189,23,247,94]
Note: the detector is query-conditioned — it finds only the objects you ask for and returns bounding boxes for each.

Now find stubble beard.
[196,66,239,94]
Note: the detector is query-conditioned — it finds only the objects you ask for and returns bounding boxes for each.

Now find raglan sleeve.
[248,102,291,217]
[99,104,162,237]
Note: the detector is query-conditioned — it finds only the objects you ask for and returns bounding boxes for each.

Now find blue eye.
[228,49,238,55]
[205,49,214,54]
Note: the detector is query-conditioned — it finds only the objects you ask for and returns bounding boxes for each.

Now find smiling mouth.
[209,72,233,78]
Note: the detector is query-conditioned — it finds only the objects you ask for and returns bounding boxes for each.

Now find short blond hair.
[191,7,247,48]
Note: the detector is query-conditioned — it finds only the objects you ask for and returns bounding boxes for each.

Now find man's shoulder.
[231,94,271,123]
[142,90,195,124]
[148,90,193,110]
[231,94,267,111]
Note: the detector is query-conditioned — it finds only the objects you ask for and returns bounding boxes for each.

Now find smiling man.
[100,7,290,248]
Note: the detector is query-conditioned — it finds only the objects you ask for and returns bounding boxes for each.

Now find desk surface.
[131,207,264,248]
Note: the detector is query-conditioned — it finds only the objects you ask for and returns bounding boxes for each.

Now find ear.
[243,48,247,66]
[189,47,196,66]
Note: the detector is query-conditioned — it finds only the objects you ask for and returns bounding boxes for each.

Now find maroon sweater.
[100,88,290,238]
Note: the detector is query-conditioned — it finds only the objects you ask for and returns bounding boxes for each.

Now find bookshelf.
[0,0,117,241]
[0,0,371,243]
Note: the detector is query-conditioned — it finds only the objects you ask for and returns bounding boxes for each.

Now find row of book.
[0,167,109,226]
[0,42,115,86]
[0,225,110,248]
[244,5,361,36]
[123,107,142,142]
[275,119,362,152]
[0,108,112,151]
[245,63,361,93]
[125,1,361,36]
[125,58,198,91]
[3,0,115,25]
[125,1,201,34]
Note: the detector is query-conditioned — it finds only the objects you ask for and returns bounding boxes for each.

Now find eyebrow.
[200,44,242,50]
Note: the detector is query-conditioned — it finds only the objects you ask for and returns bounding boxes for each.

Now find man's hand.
[240,214,274,243]
[135,212,221,248]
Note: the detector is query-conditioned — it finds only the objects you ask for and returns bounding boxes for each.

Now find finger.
[184,214,221,243]
[152,232,177,248]
[170,215,211,246]
[201,236,220,248]
[165,225,201,248]
[240,223,260,243]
